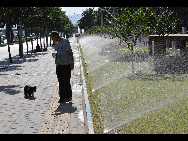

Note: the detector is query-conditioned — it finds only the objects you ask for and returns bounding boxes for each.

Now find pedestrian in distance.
[50,31,74,103]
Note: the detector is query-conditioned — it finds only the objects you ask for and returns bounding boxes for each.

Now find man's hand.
[71,63,74,70]
[68,49,74,70]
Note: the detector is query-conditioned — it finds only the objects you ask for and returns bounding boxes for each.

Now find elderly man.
[50,31,74,103]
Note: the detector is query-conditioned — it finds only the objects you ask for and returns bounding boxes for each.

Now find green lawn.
[87,61,188,134]
[108,99,187,134]
[79,36,188,134]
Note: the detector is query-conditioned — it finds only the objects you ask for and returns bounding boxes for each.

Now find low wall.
[153,56,188,73]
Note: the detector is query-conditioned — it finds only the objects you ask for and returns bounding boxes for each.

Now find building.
[74,24,80,33]
[0,24,25,38]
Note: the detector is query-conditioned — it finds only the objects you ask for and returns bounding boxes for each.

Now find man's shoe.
[67,97,72,102]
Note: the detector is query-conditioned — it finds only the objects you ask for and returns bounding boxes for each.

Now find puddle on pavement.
[72,83,82,92]
[78,110,84,122]
[74,62,80,67]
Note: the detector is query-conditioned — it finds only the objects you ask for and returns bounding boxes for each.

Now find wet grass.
[79,37,188,134]
[104,71,188,133]
[79,43,104,134]
[107,98,188,134]
[90,62,188,133]
[97,65,188,134]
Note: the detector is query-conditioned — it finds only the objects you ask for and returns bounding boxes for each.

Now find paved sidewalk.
[38,36,86,134]
[0,36,87,134]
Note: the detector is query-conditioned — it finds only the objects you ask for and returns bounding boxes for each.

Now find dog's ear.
[24,85,29,90]
[34,86,37,89]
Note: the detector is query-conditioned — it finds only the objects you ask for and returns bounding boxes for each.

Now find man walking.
[50,31,74,103]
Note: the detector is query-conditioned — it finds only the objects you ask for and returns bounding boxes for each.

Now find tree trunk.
[50,36,51,46]
[46,28,48,47]
[25,27,28,54]
[6,26,13,43]
[11,28,13,43]
[130,43,134,74]
[40,26,42,49]
[30,26,33,53]
[6,24,13,63]
[18,21,23,58]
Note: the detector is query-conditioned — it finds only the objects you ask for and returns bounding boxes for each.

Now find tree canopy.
[0,7,74,36]
[78,7,178,44]
[0,7,74,60]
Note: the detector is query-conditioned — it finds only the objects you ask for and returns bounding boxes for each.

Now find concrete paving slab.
[0,35,93,134]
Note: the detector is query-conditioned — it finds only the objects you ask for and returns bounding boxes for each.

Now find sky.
[61,7,99,15]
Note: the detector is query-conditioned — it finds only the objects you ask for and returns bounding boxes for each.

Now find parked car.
[69,33,73,37]
[14,35,19,41]
[75,33,81,37]
[34,36,38,40]
[1,35,5,40]
[25,36,34,41]
[1,36,4,41]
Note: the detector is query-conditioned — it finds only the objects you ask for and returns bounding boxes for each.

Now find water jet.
[79,34,188,134]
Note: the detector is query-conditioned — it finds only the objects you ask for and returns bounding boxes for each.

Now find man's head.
[50,31,60,42]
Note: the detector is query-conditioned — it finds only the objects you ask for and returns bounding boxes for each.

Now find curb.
[79,44,94,134]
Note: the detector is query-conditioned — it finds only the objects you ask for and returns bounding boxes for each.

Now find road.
[0,38,47,62]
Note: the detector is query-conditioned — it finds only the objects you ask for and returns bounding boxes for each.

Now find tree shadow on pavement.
[0,50,48,73]
[0,85,21,95]
[0,62,22,73]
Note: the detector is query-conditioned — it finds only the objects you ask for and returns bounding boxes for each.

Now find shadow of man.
[52,102,77,116]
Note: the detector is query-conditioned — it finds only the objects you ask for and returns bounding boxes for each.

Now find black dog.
[24,85,37,98]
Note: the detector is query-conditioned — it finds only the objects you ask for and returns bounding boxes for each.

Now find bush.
[108,47,148,62]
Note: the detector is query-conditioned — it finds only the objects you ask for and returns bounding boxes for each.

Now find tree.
[78,8,96,30]
[0,7,16,62]
[78,7,115,32]
[0,7,74,59]
[90,7,178,73]
[88,7,177,42]
[165,7,188,33]
[146,7,177,36]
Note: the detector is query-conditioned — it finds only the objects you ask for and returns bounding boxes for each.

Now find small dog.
[24,85,37,98]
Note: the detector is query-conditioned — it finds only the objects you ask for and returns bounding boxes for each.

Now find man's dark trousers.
[56,65,72,100]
